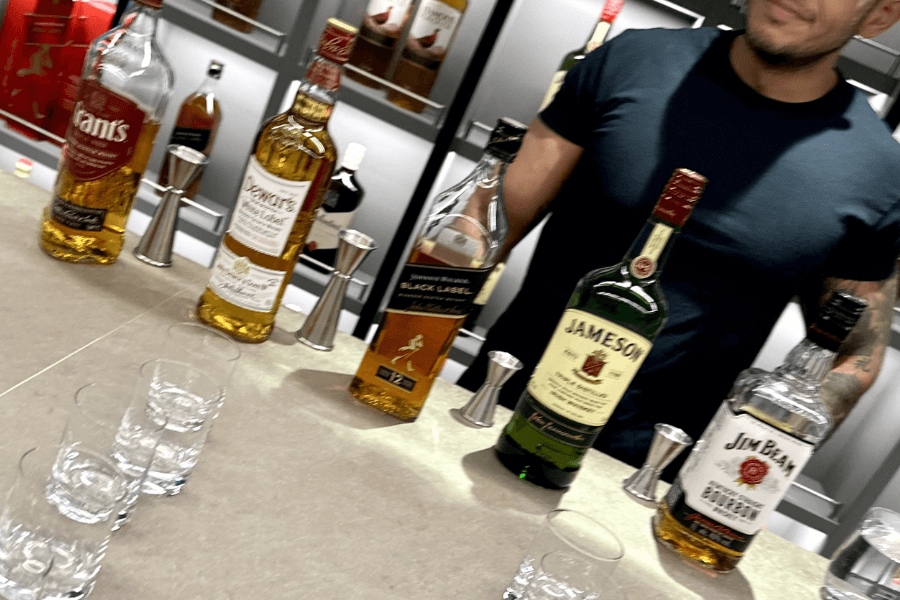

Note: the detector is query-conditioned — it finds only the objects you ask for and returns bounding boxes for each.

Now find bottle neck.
[290,53,342,125]
[118,1,161,37]
[197,73,221,96]
[583,19,612,53]
[621,214,683,284]
[773,337,838,393]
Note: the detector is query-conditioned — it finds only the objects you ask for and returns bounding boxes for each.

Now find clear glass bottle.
[653,291,867,572]
[349,117,527,421]
[195,18,357,343]
[39,0,173,265]
[494,169,707,489]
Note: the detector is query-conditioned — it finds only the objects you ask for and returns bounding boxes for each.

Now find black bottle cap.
[808,291,868,350]
[486,118,527,162]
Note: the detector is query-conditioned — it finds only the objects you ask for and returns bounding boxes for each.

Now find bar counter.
[0,169,829,599]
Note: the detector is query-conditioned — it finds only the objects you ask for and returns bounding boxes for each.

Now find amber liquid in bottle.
[213,0,264,33]
[346,0,415,88]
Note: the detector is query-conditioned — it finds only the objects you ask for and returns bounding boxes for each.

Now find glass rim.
[73,381,168,432]
[545,509,625,563]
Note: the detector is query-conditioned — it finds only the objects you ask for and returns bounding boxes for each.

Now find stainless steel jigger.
[134,145,209,267]
[623,423,693,505]
[296,229,377,351]
[458,351,523,427]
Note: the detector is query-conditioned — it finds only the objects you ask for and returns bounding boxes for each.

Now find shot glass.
[523,552,626,600]
[0,446,117,600]
[504,509,625,600]
[821,507,900,600]
[46,380,167,532]
[131,359,223,496]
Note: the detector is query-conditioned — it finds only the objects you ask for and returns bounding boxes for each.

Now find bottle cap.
[341,143,366,171]
[208,61,224,79]
[486,117,528,162]
[601,0,624,23]
[318,18,359,65]
[652,168,707,227]
[808,291,867,349]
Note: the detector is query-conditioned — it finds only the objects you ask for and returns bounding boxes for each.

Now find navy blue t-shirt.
[458,27,900,478]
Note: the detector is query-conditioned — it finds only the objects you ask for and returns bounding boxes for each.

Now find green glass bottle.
[494,168,707,489]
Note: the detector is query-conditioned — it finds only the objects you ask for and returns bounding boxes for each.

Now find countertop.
[0,169,829,599]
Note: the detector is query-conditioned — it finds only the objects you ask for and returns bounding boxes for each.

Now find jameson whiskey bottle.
[196,19,357,343]
[386,0,466,113]
[302,142,367,271]
[158,60,224,200]
[346,0,416,88]
[653,291,867,572]
[539,0,623,111]
[349,118,527,421]
[39,0,173,264]
[495,168,707,489]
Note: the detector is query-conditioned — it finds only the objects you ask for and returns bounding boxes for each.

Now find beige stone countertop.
[0,169,829,599]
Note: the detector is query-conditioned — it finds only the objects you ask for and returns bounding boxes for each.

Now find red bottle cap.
[601,0,624,23]
[652,168,707,227]
[318,18,358,65]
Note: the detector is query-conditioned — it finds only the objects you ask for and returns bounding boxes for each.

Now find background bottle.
[212,0,265,33]
[653,291,867,572]
[349,118,526,421]
[158,60,224,200]
[494,168,707,489]
[302,142,367,271]
[39,0,173,265]
[539,0,624,111]
[461,261,505,333]
[346,0,416,88]
[386,0,466,113]
[196,18,357,343]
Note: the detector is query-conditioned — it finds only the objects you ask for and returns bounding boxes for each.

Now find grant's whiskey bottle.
[39,0,173,264]
[539,0,623,111]
[158,60,224,200]
[196,19,357,343]
[495,169,707,489]
[349,118,526,421]
[653,291,866,572]
[346,0,416,88]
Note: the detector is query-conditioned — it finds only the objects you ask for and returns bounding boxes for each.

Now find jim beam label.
[629,222,673,279]
[526,309,652,431]
[386,263,491,318]
[207,246,288,312]
[665,403,814,553]
[228,156,313,257]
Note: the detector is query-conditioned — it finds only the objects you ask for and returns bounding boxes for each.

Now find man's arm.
[500,117,584,256]
[799,268,899,431]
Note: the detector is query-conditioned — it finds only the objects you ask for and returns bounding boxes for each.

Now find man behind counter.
[458,0,900,481]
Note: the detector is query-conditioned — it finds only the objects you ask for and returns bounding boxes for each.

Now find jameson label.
[516,395,599,448]
[527,309,652,427]
[50,196,106,232]
[386,263,491,317]
[63,79,146,181]
[665,403,814,552]
[228,156,312,257]
[629,222,673,279]
[169,127,211,152]
[405,0,462,64]
[585,20,612,52]
[207,246,288,312]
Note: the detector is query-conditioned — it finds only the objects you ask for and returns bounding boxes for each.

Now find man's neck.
[729,35,841,103]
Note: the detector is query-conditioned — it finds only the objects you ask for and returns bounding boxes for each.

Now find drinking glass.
[504,509,624,600]
[524,552,626,600]
[821,507,900,600]
[0,447,116,600]
[46,381,167,531]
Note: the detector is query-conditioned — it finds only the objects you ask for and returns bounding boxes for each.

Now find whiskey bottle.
[495,168,707,489]
[157,60,224,200]
[346,0,417,88]
[539,0,623,112]
[386,0,466,113]
[38,0,173,265]
[302,142,367,271]
[461,261,505,333]
[196,18,357,343]
[349,117,526,421]
[653,291,867,572]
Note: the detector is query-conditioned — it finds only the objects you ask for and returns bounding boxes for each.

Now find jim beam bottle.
[346,0,416,88]
[349,118,526,421]
[494,169,707,489]
[653,291,867,572]
[196,19,357,343]
[39,0,173,264]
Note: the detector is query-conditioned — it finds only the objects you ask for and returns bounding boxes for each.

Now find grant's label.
[386,263,491,317]
[207,246,288,312]
[228,156,312,257]
[665,403,814,552]
[527,309,652,427]
[50,196,106,231]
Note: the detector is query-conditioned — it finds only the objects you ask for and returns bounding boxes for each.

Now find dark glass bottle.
[495,168,707,489]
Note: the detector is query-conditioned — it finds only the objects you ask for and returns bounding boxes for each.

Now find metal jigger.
[134,145,209,267]
[623,423,693,505]
[458,351,523,427]
[296,229,377,351]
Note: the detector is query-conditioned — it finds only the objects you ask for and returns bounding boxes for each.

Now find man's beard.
[744,29,852,68]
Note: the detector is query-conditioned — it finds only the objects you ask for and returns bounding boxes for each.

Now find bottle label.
[319,20,358,64]
[168,127,212,153]
[539,71,567,112]
[306,60,343,92]
[207,245,288,312]
[227,156,313,257]
[307,206,359,251]
[49,195,106,231]
[665,403,814,552]
[404,0,462,62]
[61,79,147,181]
[362,0,414,42]
[527,309,653,427]
[585,20,612,52]
[386,263,491,317]
[473,262,506,306]
[515,394,601,448]
[629,222,673,279]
